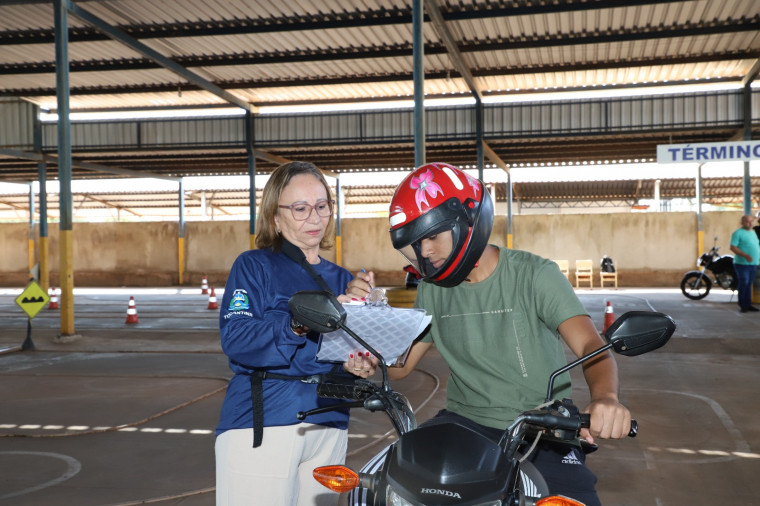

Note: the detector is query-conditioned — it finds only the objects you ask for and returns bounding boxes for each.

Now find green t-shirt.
[730,227,760,266]
[415,246,589,430]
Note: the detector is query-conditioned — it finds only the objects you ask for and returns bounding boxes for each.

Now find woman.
[215,161,376,505]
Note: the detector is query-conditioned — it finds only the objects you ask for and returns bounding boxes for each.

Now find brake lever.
[297,400,364,420]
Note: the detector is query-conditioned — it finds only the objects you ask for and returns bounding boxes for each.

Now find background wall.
[0,211,745,288]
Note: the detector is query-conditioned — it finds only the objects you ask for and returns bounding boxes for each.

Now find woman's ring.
[354,367,362,371]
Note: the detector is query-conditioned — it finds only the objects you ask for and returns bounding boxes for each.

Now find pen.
[361,268,373,289]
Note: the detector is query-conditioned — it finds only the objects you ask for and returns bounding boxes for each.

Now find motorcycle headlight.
[386,486,415,506]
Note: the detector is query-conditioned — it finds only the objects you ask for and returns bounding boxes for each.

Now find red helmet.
[388,163,493,287]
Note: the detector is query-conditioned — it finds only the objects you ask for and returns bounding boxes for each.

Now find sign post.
[14,280,50,351]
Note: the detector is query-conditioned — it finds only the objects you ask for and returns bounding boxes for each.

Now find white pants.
[216,424,347,506]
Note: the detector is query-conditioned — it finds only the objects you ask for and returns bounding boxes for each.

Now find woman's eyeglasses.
[278,200,334,221]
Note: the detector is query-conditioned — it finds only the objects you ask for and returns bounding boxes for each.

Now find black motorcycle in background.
[680,236,737,300]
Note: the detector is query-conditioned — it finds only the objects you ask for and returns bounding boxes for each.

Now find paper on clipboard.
[316,304,431,364]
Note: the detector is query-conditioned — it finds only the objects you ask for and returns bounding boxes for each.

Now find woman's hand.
[343,351,378,378]
[342,270,375,302]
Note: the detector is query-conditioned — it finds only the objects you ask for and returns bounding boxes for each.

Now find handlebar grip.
[579,414,636,437]
[524,413,583,432]
[316,379,369,401]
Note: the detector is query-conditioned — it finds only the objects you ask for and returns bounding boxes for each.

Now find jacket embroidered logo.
[228,289,250,311]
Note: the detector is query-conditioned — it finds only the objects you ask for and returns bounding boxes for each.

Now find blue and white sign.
[657,140,760,164]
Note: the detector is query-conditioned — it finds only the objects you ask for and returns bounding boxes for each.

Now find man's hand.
[581,397,632,444]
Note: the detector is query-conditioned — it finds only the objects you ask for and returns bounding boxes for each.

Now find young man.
[381,162,630,505]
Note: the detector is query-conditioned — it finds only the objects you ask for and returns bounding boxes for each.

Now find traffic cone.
[125,296,139,324]
[207,286,219,310]
[602,301,615,333]
[48,287,59,309]
[201,275,209,295]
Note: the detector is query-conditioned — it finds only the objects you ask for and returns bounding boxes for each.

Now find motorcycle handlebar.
[523,412,638,438]
[584,415,638,437]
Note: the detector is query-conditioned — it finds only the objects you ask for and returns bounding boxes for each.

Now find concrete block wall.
[0,211,745,288]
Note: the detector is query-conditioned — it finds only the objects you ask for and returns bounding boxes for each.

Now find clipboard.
[316,304,431,365]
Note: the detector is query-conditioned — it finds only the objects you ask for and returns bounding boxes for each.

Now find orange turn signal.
[536,496,586,506]
[312,465,360,493]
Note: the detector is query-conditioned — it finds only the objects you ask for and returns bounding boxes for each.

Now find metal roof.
[3,0,759,111]
[1,0,759,209]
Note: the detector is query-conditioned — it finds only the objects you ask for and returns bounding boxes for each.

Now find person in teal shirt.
[730,214,760,312]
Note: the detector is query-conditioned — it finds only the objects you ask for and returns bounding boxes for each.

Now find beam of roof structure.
[79,193,142,217]
[424,0,480,101]
[2,1,686,45]
[64,0,252,112]
[0,148,181,182]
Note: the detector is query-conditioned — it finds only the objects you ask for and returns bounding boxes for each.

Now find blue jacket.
[216,248,354,436]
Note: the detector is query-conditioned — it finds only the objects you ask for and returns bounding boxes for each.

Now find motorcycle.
[288,290,676,506]
[680,236,737,300]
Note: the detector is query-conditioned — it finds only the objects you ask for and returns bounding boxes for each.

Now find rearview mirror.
[604,311,676,357]
[288,290,346,333]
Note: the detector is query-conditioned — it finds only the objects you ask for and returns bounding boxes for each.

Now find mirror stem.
[545,343,613,403]
[337,322,389,389]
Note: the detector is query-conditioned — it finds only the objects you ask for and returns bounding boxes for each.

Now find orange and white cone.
[125,296,139,324]
[201,275,209,295]
[48,287,59,310]
[207,286,219,310]
[602,301,615,333]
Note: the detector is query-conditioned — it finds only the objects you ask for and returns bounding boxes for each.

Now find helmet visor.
[397,227,457,279]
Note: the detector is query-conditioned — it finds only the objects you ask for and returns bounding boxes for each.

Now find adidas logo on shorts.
[561,449,582,465]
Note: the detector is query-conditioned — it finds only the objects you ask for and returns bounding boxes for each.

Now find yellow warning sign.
[15,281,50,320]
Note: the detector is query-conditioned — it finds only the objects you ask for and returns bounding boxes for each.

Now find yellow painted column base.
[39,237,49,292]
[178,237,185,285]
[697,230,704,258]
[59,229,75,336]
[28,238,35,275]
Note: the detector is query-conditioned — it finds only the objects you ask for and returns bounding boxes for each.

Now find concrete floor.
[1,287,759,505]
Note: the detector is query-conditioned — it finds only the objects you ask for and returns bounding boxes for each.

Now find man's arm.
[558,314,631,442]
[387,340,433,380]
[730,245,752,263]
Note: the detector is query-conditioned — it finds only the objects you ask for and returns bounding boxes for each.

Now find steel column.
[742,84,752,215]
[476,99,484,180]
[696,164,704,258]
[335,176,343,266]
[178,178,185,285]
[54,0,75,336]
[34,108,49,291]
[413,0,425,167]
[27,183,35,275]
[246,110,257,250]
